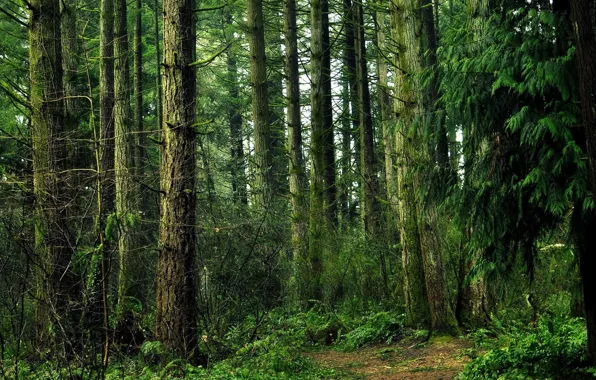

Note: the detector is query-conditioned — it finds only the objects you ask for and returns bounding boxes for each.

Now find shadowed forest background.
[2,0,596,378]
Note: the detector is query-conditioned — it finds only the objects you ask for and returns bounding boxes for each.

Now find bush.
[459,317,593,379]
[340,311,404,350]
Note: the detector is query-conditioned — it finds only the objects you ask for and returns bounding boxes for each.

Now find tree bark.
[355,2,379,236]
[96,0,116,363]
[343,0,361,223]
[155,0,202,364]
[154,0,163,134]
[285,0,308,265]
[390,0,430,329]
[322,0,337,226]
[570,0,596,364]
[391,0,457,334]
[266,11,287,196]
[30,0,79,356]
[115,0,142,319]
[308,0,327,301]
[247,0,273,208]
[226,11,247,206]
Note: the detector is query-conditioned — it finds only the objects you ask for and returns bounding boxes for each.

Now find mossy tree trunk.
[247,0,273,209]
[343,0,360,224]
[390,0,430,329]
[155,0,202,364]
[322,0,337,227]
[30,0,80,357]
[285,0,308,266]
[355,2,380,236]
[308,0,327,301]
[392,0,457,334]
[225,10,248,206]
[115,0,142,319]
[96,0,116,362]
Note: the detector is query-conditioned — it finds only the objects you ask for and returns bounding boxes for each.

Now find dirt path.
[308,337,473,379]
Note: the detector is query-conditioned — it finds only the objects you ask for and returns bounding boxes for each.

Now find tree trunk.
[266,11,287,196]
[376,6,396,214]
[30,0,79,357]
[339,75,352,227]
[247,0,273,209]
[570,0,596,364]
[226,11,247,206]
[154,0,163,134]
[285,0,308,265]
[134,0,149,213]
[355,2,379,236]
[392,0,457,334]
[343,0,361,223]
[375,4,394,296]
[390,0,430,329]
[308,0,327,301]
[96,0,116,363]
[155,0,202,364]
[60,0,80,126]
[322,0,337,227]
[115,0,142,319]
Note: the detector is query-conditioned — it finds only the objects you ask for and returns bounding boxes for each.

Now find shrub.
[340,311,404,350]
[459,317,593,379]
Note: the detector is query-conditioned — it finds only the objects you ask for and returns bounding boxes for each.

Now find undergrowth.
[459,316,595,379]
[106,306,402,379]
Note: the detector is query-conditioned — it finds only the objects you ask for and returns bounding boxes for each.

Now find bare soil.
[308,337,473,379]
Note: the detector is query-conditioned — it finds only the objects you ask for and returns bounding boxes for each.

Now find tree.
[225,8,248,206]
[321,0,336,226]
[114,0,142,320]
[246,0,273,208]
[155,0,202,364]
[355,1,379,235]
[96,0,116,363]
[341,0,359,225]
[390,0,431,328]
[308,0,327,301]
[570,0,596,364]
[285,0,308,265]
[29,0,80,356]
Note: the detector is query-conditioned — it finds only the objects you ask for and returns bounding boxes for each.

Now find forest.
[1,0,596,378]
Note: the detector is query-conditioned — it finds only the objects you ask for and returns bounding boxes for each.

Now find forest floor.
[308,336,473,379]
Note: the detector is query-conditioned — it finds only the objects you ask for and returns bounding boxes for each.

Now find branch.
[0,127,30,148]
[194,4,226,12]
[189,42,232,67]
[0,7,27,27]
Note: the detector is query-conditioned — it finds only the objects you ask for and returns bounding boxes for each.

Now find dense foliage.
[1,0,596,378]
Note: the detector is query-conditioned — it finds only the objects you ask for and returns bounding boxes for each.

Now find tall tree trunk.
[375,6,396,215]
[343,0,360,223]
[266,10,287,196]
[97,0,116,363]
[322,0,337,226]
[285,0,308,266]
[247,0,273,208]
[155,0,202,364]
[392,0,457,334]
[226,11,247,206]
[390,0,430,329]
[60,0,79,126]
[30,0,79,356]
[570,0,596,364]
[308,0,327,301]
[154,0,163,133]
[339,74,352,227]
[115,0,142,319]
[355,2,379,236]
[134,0,149,213]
